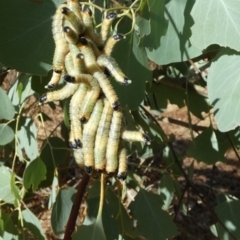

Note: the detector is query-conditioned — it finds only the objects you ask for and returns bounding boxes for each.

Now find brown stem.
[63,173,90,240]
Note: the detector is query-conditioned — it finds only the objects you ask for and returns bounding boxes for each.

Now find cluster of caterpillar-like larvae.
[39,0,151,180]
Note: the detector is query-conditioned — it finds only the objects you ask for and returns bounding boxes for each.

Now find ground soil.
[1,70,240,240]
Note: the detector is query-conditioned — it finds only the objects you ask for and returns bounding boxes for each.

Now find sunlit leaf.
[207,48,240,132]
[0,88,15,120]
[191,0,240,52]
[22,209,46,240]
[0,124,14,146]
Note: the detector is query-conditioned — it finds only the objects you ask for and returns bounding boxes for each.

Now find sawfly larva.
[61,6,85,35]
[103,33,125,56]
[67,0,82,21]
[117,144,128,181]
[63,26,79,44]
[48,3,69,89]
[100,12,118,45]
[82,8,101,47]
[69,83,88,149]
[97,55,131,86]
[106,109,123,175]
[94,100,113,171]
[73,148,84,168]
[78,37,120,110]
[82,99,103,175]
[121,131,151,145]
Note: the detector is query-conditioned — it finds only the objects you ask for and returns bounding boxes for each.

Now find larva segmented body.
[100,12,118,45]
[67,0,83,21]
[61,6,85,35]
[121,131,151,145]
[78,38,120,110]
[103,33,125,56]
[69,83,88,149]
[47,3,69,89]
[73,148,84,168]
[94,100,113,171]
[97,55,131,85]
[106,110,123,174]
[117,144,128,180]
[82,99,104,175]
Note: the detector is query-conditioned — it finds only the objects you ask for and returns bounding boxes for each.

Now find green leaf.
[17,117,38,161]
[40,137,68,187]
[0,166,20,204]
[0,0,64,75]
[23,157,46,191]
[0,124,14,146]
[48,176,58,209]
[187,127,227,164]
[191,0,240,52]
[213,200,240,239]
[129,189,178,240]
[51,187,77,239]
[112,34,150,110]
[158,174,175,210]
[0,211,18,240]
[207,48,240,132]
[145,0,201,65]
[0,88,15,120]
[31,71,53,95]
[8,74,34,107]
[22,209,46,240]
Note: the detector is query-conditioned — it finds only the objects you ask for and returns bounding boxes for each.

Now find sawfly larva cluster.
[39,0,151,181]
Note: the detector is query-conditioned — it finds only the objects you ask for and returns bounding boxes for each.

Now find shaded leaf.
[0,124,14,146]
[0,88,15,120]
[188,127,227,164]
[213,199,240,240]
[191,0,240,52]
[207,48,240,132]
[31,71,53,95]
[23,157,46,191]
[22,209,46,240]
[145,0,201,65]
[0,0,63,75]
[51,187,76,239]
[17,117,38,161]
[129,189,178,240]
[0,211,18,240]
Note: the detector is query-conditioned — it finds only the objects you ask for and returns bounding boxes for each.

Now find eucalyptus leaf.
[0,88,15,120]
[0,124,14,146]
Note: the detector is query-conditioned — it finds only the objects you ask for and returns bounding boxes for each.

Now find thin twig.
[63,173,90,240]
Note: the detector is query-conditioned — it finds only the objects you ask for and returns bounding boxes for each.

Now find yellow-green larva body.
[67,0,83,21]
[97,55,131,85]
[73,148,84,168]
[117,144,128,180]
[103,34,125,56]
[82,99,104,174]
[106,110,123,174]
[121,131,151,145]
[94,100,113,171]
[69,83,88,148]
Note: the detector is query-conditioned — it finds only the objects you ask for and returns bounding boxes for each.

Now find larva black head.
[97,44,105,51]
[61,6,70,15]
[64,74,75,83]
[76,53,84,59]
[85,166,93,175]
[143,133,151,145]
[112,101,121,111]
[80,116,87,123]
[75,139,82,148]
[54,69,62,74]
[122,77,132,86]
[45,84,55,89]
[117,172,127,181]
[106,172,114,177]
[63,26,71,33]
[106,180,112,186]
[113,33,125,41]
[86,8,92,16]
[96,169,103,173]
[79,37,88,45]
[69,141,77,149]
[39,93,47,103]
[106,12,117,20]
[104,67,111,77]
